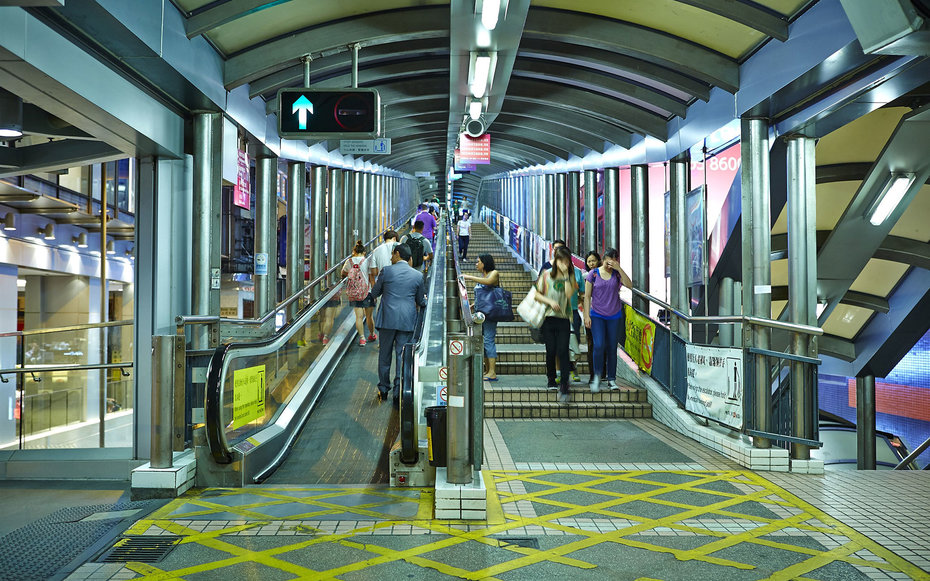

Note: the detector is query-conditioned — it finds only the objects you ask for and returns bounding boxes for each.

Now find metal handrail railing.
[894,435,930,470]
[177,222,405,330]
[628,287,823,338]
[0,319,132,339]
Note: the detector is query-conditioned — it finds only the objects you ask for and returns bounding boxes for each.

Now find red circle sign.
[641,325,655,368]
[440,386,448,401]
[450,340,464,355]
[439,367,448,380]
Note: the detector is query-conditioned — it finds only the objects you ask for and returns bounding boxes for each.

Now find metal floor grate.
[95,536,181,563]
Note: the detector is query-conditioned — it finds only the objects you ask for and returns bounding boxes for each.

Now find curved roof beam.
[311,57,450,90]
[225,6,450,89]
[496,105,630,148]
[512,57,686,118]
[523,8,738,93]
[484,122,590,159]
[506,78,669,139]
[185,0,292,39]
[248,39,449,99]
[494,112,609,152]
[673,0,788,42]
[383,98,449,121]
[390,130,566,162]
[502,97,635,146]
[385,113,447,133]
[519,39,710,102]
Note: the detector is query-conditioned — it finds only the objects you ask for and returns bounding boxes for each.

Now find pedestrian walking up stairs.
[461,222,652,420]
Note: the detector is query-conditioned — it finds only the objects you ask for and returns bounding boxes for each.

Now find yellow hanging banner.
[624,305,656,375]
[232,364,266,429]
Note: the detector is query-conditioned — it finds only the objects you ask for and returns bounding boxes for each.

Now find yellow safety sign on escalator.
[232,364,266,429]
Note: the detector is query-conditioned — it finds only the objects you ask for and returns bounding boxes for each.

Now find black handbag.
[474,284,515,322]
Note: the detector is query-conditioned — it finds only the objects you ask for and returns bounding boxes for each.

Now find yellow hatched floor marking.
[119,472,929,581]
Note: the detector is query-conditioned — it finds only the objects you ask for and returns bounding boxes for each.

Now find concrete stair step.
[484,401,652,419]
[497,361,591,374]
[486,386,648,403]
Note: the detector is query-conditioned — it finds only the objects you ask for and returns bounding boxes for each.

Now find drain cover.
[496,537,540,550]
[96,536,181,563]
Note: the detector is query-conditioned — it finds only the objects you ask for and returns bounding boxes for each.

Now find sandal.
[483,376,498,382]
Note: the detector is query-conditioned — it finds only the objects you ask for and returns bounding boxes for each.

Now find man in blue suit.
[370,243,428,401]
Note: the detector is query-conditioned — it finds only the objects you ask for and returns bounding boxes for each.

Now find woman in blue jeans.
[583,248,632,393]
[462,253,500,381]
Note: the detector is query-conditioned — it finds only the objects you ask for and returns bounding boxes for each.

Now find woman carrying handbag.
[462,254,501,381]
[534,246,578,403]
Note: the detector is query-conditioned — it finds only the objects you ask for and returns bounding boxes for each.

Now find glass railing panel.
[216,290,353,447]
[0,366,134,450]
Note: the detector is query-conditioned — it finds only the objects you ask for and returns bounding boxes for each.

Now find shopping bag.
[516,286,546,328]
[474,284,514,322]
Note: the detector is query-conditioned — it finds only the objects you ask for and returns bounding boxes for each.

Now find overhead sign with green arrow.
[277,88,381,140]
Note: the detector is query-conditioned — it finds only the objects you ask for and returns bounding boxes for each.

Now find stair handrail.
[893,434,930,469]
[448,215,476,329]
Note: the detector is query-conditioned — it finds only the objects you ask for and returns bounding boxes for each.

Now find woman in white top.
[457,210,472,260]
[342,240,377,346]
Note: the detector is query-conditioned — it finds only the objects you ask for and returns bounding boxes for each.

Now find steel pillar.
[719,277,735,347]
[191,112,222,350]
[631,164,649,312]
[447,333,472,484]
[287,162,306,319]
[255,155,278,319]
[310,166,327,291]
[328,168,345,280]
[787,135,817,460]
[568,171,581,252]
[604,167,619,252]
[669,157,689,338]
[556,173,568,244]
[856,375,877,470]
[741,117,773,448]
[584,170,597,253]
[545,173,556,241]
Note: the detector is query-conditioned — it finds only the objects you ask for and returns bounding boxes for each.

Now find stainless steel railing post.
[446,332,472,484]
[151,335,175,468]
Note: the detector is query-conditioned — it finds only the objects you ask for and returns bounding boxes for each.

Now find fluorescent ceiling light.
[868,173,916,226]
[481,0,500,30]
[2,213,14,231]
[469,100,482,120]
[470,54,492,98]
[476,25,491,48]
[106,240,115,254]
[73,232,88,248]
[0,128,22,138]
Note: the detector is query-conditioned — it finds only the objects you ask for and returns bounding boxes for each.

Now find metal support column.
[669,156,689,338]
[255,155,278,319]
[447,332,472,484]
[787,134,817,460]
[545,173,556,241]
[191,112,223,350]
[856,375,876,470]
[631,164,649,312]
[584,169,597,253]
[719,277,735,347]
[343,170,355,262]
[310,166,327,294]
[151,335,175,468]
[328,168,345,283]
[603,167,619,252]
[287,162,306,319]
[568,171,581,252]
[556,173,567,243]
[741,117,773,447]
[350,171,362,244]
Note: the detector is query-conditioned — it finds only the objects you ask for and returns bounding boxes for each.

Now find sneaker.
[322,335,329,345]
[590,375,601,394]
[359,338,367,346]
[606,380,618,390]
[558,392,570,404]
[368,333,378,342]
[554,373,561,385]
[547,383,559,391]
[570,371,580,383]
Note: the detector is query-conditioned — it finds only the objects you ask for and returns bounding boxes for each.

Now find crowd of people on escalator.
[322,200,632,407]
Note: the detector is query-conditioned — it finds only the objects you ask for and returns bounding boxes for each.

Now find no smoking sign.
[449,340,464,355]
[439,367,448,380]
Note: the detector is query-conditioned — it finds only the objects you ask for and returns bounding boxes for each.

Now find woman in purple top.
[583,248,632,393]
